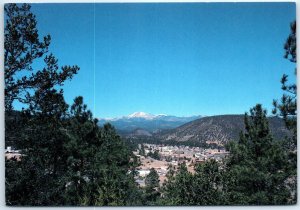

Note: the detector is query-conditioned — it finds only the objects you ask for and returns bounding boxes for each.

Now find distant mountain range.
[98,112,202,133]
[98,113,291,146]
[154,115,291,145]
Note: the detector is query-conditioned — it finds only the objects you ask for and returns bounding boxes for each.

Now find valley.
[100,112,292,187]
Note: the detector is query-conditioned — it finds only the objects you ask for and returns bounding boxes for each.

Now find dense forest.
[5,3,297,206]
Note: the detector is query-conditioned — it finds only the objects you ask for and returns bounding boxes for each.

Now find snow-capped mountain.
[127,112,156,119]
[98,112,202,133]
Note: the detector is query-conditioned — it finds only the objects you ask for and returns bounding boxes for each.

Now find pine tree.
[4,3,79,159]
[272,20,297,204]
[160,164,176,204]
[273,20,296,147]
[5,4,141,206]
[273,21,297,144]
[139,144,146,156]
[87,123,140,206]
[4,3,79,111]
[161,161,223,205]
[161,163,195,205]
[143,168,160,205]
[224,104,294,205]
[192,160,224,205]
[148,150,160,160]
[4,2,79,166]
[62,96,98,205]
[6,89,70,205]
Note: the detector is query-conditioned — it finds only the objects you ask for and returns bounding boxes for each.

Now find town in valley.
[132,143,229,186]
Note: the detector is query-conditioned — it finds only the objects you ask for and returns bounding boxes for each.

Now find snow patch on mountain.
[128,112,156,119]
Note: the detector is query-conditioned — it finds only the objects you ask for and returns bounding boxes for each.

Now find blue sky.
[28,3,295,118]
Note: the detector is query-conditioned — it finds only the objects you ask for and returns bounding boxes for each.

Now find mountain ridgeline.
[155,115,291,145]
[98,112,202,133]
[103,113,291,146]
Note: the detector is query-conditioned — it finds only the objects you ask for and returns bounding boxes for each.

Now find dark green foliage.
[5,110,24,148]
[284,21,296,63]
[90,124,140,206]
[162,161,223,205]
[6,90,70,205]
[162,163,194,205]
[4,3,79,111]
[224,104,294,205]
[6,95,141,206]
[127,136,224,148]
[272,20,297,204]
[145,168,159,189]
[5,3,140,206]
[161,105,295,206]
[4,2,79,154]
[123,138,139,152]
[62,96,98,205]
[139,143,146,156]
[148,150,160,160]
[4,3,78,205]
[273,20,297,146]
[143,168,160,205]
[192,160,224,205]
